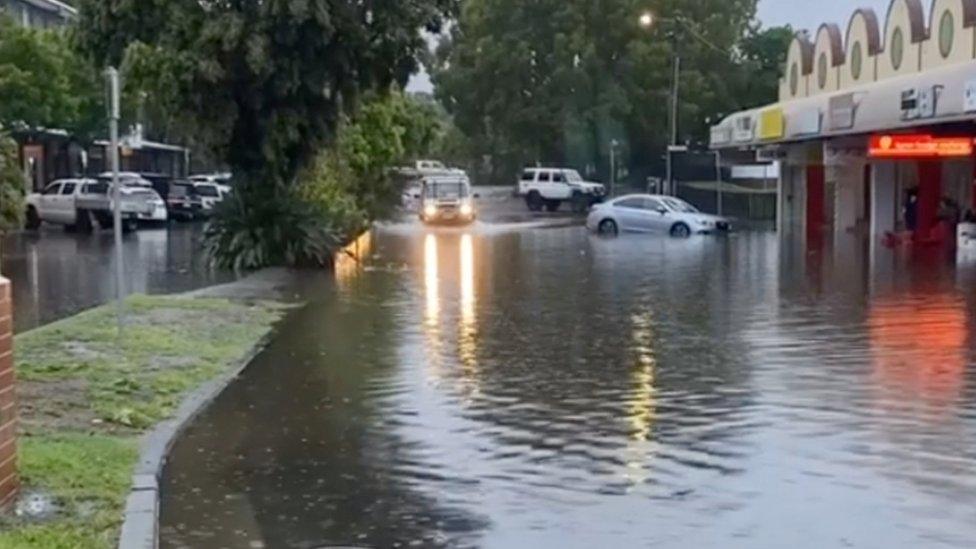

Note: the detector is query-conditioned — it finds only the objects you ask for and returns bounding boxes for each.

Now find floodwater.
[1,224,237,332]
[160,219,976,548]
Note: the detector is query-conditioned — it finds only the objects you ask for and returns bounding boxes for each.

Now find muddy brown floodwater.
[160,218,976,548]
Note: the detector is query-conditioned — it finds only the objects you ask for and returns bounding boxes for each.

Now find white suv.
[517,167,606,213]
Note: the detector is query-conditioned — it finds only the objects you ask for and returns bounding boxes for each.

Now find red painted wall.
[806,165,825,237]
[917,161,942,239]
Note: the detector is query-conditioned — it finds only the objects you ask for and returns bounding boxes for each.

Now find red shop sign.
[869,134,974,158]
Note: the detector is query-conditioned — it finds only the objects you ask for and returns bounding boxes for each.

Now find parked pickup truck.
[25,178,165,232]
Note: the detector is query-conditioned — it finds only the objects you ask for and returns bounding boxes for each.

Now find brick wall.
[0,277,18,509]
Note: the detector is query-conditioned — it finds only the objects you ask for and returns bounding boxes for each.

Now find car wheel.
[571,192,588,213]
[598,219,618,236]
[670,222,691,238]
[76,209,94,233]
[122,219,139,233]
[526,192,544,212]
[24,207,41,230]
[544,200,561,212]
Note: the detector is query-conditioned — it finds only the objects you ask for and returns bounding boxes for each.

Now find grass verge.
[0,295,283,548]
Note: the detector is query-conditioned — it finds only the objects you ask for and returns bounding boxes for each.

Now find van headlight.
[424,204,438,218]
[460,202,473,216]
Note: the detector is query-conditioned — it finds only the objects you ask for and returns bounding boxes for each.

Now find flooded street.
[1,225,237,332]
[160,217,976,548]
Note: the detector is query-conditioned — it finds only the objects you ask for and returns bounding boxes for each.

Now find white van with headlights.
[419,174,478,225]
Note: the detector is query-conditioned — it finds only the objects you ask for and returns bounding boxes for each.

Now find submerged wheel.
[544,200,561,212]
[25,207,41,230]
[526,192,544,212]
[670,222,691,238]
[76,209,93,233]
[571,192,588,213]
[598,219,618,236]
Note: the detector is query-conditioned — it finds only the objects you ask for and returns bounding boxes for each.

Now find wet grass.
[0,295,283,548]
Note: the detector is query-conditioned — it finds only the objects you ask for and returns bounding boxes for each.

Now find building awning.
[711,58,976,150]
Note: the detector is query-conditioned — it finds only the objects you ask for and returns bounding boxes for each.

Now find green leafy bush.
[0,131,26,234]
[202,187,338,271]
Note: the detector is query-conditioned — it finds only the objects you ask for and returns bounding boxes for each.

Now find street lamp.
[638,12,654,29]
[639,11,726,196]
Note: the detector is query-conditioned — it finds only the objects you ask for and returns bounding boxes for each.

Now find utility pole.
[610,139,618,197]
[666,41,680,196]
[107,67,125,335]
[715,150,723,216]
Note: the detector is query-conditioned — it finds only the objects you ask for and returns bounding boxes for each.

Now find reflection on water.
[162,226,976,548]
[1,225,236,332]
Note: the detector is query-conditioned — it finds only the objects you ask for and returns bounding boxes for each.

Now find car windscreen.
[169,184,195,197]
[424,182,468,199]
[663,198,698,213]
[566,171,583,183]
[83,182,109,195]
[195,185,220,197]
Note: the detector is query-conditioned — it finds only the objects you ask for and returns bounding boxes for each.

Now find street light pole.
[107,67,125,335]
[610,139,618,197]
[667,48,680,196]
[640,11,725,198]
[715,150,723,216]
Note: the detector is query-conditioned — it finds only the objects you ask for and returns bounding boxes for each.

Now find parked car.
[166,181,205,221]
[24,179,161,232]
[189,173,233,196]
[418,174,478,225]
[586,194,731,237]
[94,175,168,224]
[191,182,225,212]
[518,167,606,213]
[96,171,154,188]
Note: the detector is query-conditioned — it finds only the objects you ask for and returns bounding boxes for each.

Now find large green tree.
[74,0,454,189]
[0,15,102,139]
[432,0,777,184]
[73,0,455,267]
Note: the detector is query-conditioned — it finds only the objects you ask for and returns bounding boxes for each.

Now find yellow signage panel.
[758,108,785,140]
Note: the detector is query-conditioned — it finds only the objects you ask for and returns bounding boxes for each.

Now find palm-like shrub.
[202,186,338,271]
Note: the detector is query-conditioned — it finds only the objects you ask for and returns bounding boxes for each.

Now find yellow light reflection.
[424,234,440,325]
[335,230,373,288]
[622,312,659,490]
[458,234,479,379]
[628,313,657,443]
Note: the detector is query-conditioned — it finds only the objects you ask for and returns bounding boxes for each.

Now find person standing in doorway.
[904,188,919,234]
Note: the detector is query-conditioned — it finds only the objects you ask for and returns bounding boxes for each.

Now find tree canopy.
[432,0,788,184]
[73,0,456,189]
[0,15,102,139]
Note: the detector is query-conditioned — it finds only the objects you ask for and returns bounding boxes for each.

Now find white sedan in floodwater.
[586,194,730,237]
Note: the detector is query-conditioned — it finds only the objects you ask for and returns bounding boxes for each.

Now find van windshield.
[425,182,468,199]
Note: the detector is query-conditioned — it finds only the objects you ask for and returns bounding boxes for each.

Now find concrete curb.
[116,332,272,549]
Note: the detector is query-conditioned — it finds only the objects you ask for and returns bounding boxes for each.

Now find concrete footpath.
[117,268,313,549]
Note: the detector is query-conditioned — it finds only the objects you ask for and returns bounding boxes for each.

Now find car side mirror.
[657,208,668,215]
[412,193,421,199]
[473,193,481,199]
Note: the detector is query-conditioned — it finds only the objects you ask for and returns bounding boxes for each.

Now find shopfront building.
[711,0,976,247]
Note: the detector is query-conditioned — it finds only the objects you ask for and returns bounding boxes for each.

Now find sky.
[406,0,895,93]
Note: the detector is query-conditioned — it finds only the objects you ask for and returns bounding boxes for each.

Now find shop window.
[850,42,863,80]
[891,27,904,70]
[817,53,828,89]
[939,10,954,59]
